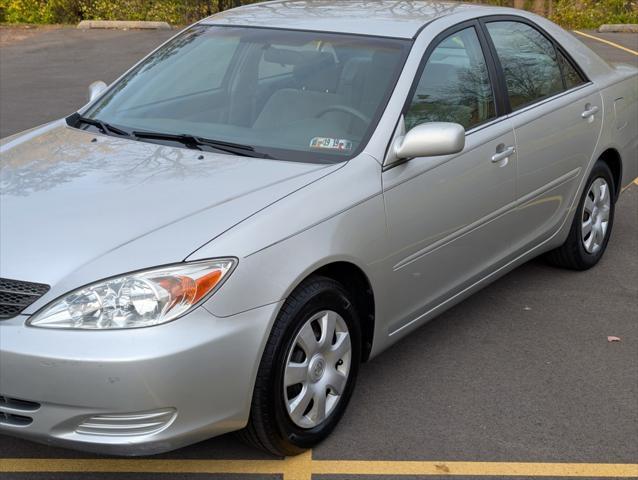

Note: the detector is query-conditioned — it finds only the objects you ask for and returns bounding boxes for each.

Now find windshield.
[81,25,410,163]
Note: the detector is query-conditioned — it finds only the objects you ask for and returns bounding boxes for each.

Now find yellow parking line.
[313,460,638,477]
[621,177,638,192]
[0,458,286,475]
[2,455,638,479]
[573,30,638,56]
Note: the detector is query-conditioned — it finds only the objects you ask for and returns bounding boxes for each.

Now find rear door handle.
[491,146,516,163]
[581,105,599,119]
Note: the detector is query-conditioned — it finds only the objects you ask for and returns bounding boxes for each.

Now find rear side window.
[405,27,496,131]
[486,21,563,110]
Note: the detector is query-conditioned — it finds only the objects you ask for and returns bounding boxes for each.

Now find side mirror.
[392,122,465,160]
[87,81,108,102]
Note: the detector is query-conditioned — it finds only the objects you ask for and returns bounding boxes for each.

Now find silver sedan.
[1,0,636,457]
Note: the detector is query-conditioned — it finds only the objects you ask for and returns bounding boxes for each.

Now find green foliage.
[1,0,50,23]
[480,0,638,29]
[0,0,636,27]
[48,0,83,23]
[0,0,233,24]
[77,0,213,24]
[549,0,638,29]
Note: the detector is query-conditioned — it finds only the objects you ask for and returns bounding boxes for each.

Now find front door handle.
[581,105,600,119]
[491,146,516,163]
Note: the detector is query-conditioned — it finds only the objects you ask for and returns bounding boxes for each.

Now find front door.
[382,23,517,335]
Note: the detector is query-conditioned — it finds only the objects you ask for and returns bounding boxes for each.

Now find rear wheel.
[239,276,361,456]
[546,160,615,270]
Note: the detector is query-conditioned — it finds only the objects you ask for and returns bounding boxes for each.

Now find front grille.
[0,278,50,319]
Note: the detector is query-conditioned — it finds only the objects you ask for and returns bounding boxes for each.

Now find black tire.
[546,160,616,270]
[238,276,361,456]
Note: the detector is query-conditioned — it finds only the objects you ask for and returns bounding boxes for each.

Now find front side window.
[83,26,410,163]
[486,21,564,110]
[405,27,496,131]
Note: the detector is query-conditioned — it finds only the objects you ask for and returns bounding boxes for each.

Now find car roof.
[201,0,487,39]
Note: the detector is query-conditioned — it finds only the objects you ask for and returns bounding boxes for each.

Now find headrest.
[262,47,339,92]
[293,52,339,92]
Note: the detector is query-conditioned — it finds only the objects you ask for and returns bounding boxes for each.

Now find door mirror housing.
[87,81,108,102]
[392,122,465,161]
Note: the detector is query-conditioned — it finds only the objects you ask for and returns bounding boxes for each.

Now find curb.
[77,20,171,30]
[598,24,638,33]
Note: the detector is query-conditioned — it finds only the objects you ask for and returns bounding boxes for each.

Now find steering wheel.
[315,105,371,127]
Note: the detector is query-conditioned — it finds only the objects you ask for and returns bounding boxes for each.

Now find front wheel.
[239,276,361,456]
[546,160,616,270]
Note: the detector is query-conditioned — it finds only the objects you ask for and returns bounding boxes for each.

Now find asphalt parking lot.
[0,25,637,480]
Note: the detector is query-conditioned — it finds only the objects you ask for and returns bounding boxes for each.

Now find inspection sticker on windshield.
[310,137,353,152]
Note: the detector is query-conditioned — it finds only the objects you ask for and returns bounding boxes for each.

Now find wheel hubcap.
[308,355,327,382]
[283,310,352,429]
[581,177,611,254]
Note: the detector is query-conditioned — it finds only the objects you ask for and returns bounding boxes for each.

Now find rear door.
[481,18,603,252]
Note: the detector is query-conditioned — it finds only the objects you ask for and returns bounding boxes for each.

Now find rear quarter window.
[557,50,586,90]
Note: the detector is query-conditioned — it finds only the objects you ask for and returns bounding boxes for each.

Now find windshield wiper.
[131,131,271,159]
[72,114,131,137]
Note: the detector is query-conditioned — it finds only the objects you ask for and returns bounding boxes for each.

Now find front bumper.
[0,302,280,455]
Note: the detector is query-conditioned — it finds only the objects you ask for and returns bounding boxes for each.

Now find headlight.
[27,259,236,330]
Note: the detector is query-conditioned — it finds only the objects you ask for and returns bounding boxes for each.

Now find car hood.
[1,122,340,299]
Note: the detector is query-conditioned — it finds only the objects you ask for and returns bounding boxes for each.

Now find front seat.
[253,52,345,130]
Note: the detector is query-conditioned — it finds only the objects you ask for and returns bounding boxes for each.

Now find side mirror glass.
[392,122,465,161]
[87,81,108,102]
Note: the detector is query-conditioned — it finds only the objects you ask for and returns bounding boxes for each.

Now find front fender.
[189,155,387,319]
